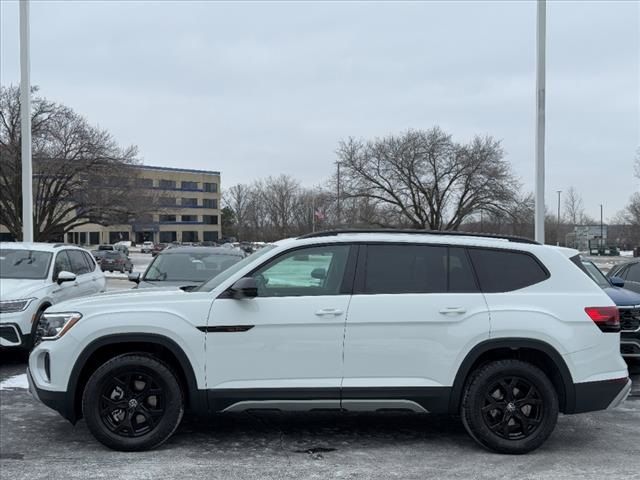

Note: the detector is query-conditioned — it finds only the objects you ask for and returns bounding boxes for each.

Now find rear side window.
[82,251,96,270]
[468,248,548,293]
[448,248,479,293]
[627,264,640,282]
[67,250,91,275]
[364,244,447,294]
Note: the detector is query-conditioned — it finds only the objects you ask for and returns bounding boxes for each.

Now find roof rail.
[52,243,65,248]
[297,229,540,245]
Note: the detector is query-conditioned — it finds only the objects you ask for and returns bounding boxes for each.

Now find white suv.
[27,230,631,453]
[0,242,106,349]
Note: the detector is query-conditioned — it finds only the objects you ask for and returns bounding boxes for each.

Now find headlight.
[40,312,82,340]
[0,298,35,314]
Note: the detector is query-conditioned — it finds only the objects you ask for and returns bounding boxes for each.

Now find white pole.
[534,0,546,244]
[20,0,33,242]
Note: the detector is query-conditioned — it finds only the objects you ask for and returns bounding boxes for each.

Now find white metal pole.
[534,0,546,244]
[20,0,33,242]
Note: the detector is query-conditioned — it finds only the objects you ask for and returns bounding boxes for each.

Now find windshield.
[196,245,277,292]
[582,261,610,288]
[0,249,53,279]
[144,251,245,283]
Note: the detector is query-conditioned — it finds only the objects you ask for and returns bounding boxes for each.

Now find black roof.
[298,229,540,245]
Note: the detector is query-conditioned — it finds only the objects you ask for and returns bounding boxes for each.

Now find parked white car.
[140,241,155,254]
[0,242,106,349]
[28,230,630,453]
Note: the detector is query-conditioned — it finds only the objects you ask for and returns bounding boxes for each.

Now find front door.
[342,244,490,412]
[50,250,80,303]
[205,244,355,411]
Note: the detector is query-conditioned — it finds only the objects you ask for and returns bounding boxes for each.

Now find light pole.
[556,190,561,246]
[335,161,342,227]
[534,0,546,244]
[600,204,604,252]
[20,0,33,242]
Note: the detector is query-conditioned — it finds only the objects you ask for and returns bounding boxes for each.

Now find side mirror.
[128,272,141,284]
[311,268,327,280]
[56,271,76,285]
[609,276,625,288]
[229,277,258,299]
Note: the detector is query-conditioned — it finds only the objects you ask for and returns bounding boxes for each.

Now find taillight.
[584,307,620,333]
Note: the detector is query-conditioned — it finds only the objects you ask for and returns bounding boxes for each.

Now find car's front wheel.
[82,354,184,451]
[461,359,558,454]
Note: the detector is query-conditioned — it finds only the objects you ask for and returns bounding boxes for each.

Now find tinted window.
[252,245,350,297]
[53,251,72,279]
[468,248,548,293]
[449,247,479,293]
[67,250,91,275]
[627,264,640,282]
[364,244,447,294]
[0,249,53,279]
[182,198,198,207]
[82,251,96,271]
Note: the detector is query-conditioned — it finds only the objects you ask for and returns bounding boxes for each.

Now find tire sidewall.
[82,354,184,451]
[462,360,559,454]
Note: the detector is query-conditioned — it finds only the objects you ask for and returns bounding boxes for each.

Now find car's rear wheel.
[461,359,558,454]
[82,354,184,451]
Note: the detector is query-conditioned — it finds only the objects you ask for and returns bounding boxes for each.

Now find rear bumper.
[571,377,631,413]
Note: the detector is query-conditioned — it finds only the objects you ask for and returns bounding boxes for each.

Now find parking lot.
[1,348,638,480]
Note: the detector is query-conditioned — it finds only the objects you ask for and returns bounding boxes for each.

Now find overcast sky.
[1,0,638,220]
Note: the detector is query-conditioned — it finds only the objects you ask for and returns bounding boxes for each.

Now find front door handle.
[315,308,344,317]
[439,307,466,315]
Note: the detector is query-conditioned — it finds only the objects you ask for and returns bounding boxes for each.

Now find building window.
[203,182,217,193]
[159,196,177,206]
[159,231,177,243]
[182,231,199,243]
[89,232,100,245]
[203,215,218,225]
[181,181,198,190]
[181,197,198,207]
[135,177,154,188]
[159,179,176,189]
[159,214,176,222]
[203,231,219,242]
[203,198,218,209]
[181,214,198,222]
[108,231,130,243]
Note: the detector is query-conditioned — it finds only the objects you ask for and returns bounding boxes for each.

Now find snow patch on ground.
[0,373,28,390]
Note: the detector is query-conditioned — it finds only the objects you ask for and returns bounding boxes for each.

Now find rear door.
[66,249,94,297]
[81,250,105,294]
[342,244,490,412]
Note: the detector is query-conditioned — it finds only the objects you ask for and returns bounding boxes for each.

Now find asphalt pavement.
[1,351,639,480]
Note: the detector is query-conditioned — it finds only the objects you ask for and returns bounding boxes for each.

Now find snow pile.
[0,374,29,390]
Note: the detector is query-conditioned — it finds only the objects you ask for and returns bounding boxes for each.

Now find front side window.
[53,251,72,279]
[468,248,548,293]
[145,252,243,282]
[0,249,53,280]
[67,250,91,275]
[363,244,447,294]
[252,245,350,297]
[197,245,277,292]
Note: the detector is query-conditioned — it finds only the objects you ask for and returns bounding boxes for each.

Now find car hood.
[50,288,191,312]
[602,286,640,307]
[0,278,48,300]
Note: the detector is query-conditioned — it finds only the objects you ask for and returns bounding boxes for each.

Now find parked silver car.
[129,246,245,290]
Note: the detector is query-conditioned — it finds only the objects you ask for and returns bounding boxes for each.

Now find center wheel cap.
[506,402,516,412]
[128,399,138,409]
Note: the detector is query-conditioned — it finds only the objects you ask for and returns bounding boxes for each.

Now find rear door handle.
[439,307,466,315]
[315,308,344,317]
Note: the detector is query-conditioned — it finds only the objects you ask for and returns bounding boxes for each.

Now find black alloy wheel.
[99,371,165,438]
[481,376,543,440]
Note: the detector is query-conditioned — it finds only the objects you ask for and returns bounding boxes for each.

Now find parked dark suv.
[608,259,640,294]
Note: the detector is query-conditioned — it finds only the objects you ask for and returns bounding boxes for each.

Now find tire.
[460,359,558,454]
[82,354,184,451]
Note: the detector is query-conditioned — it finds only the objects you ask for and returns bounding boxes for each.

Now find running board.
[221,399,428,413]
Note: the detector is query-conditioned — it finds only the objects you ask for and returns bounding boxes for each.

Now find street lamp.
[20,0,33,242]
[534,0,546,244]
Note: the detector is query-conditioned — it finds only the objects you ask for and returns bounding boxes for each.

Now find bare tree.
[563,186,586,225]
[261,175,301,239]
[223,183,252,240]
[0,85,148,241]
[337,128,518,230]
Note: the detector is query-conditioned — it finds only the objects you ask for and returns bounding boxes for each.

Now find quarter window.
[467,248,548,293]
[363,244,447,294]
[252,245,350,297]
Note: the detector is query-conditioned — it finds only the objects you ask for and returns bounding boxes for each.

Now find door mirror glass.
[128,272,141,283]
[609,276,625,288]
[229,277,258,299]
[56,270,76,284]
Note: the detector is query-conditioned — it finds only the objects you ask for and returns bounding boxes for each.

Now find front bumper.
[0,311,32,348]
[27,367,77,423]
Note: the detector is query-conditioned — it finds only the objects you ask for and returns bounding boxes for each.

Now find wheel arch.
[67,333,206,423]
[449,338,576,415]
